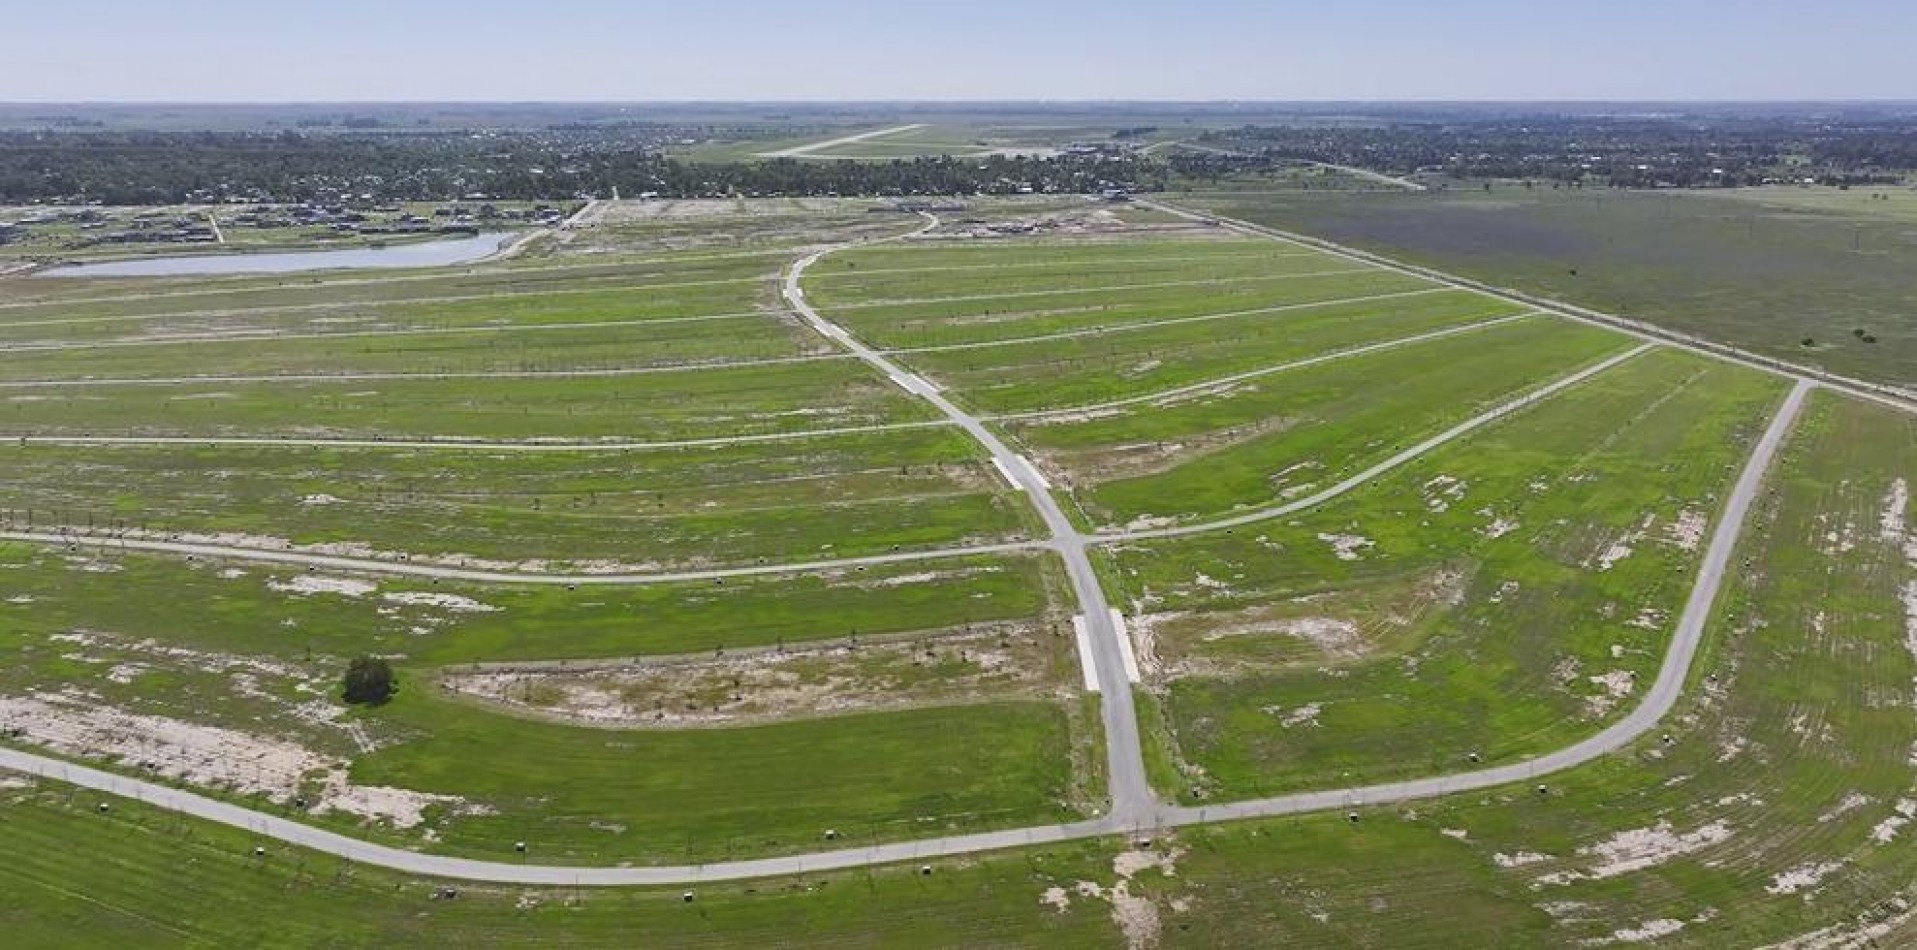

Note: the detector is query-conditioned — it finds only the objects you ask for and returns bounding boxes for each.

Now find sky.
[9,0,1916,102]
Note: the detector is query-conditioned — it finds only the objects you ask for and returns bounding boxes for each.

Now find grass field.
[1176,186,1917,389]
[0,779,1124,948]
[1114,349,1789,801]
[352,694,1093,865]
[0,534,1095,864]
[0,428,1035,566]
[1005,316,1633,530]
[2,248,789,319]
[0,542,1062,665]
[897,289,1527,415]
[7,383,1911,943]
[0,359,941,440]
[4,192,1916,944]
[1129,389,1917,947]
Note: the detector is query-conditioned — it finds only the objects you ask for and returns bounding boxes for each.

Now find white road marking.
[1109,609,1142,683]
[1071,615,1101,693]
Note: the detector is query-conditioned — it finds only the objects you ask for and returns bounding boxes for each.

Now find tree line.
[0,130,1164,204]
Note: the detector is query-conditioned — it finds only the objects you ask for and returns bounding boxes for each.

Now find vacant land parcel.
[1179,186,1917,391]
[4,193,1916,946]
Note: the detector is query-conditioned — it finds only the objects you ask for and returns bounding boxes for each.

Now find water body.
[39,232,519,278]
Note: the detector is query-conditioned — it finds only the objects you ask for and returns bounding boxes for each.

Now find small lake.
[38,231,519,278]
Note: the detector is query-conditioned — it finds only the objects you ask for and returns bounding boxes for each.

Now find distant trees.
[342,656,396,706]
[0,130,1166,204]
[1181,114,1917,189]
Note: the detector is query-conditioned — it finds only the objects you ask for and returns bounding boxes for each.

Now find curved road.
[782,216,1156,823]
[0,210,1818,886]
[0,311,1534,450]
[0,380,1809,885]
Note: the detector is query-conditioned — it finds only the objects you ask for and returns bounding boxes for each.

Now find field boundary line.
[0,352,858,388]
[1144,200,1917,415]
[785,214,1157,822]
[803,249,1318,280]
[990,312,1539,422]
[0,272,777,330]
[0,246,1814,888]
[1095,342,1655,542]
[0,420,960,453]
[0,245,806,313]
[818,266,1394,312]
[1162,379,1812,824]
[0,309,779,354]
[0,529,1047,585]
[880,287,1460,355]
[0,379,1804,884]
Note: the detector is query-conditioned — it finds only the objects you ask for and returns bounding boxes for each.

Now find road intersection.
[0,199,1875,887]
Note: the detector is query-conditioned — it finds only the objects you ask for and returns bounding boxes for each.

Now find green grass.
[0,359,939,440]
[1006,316,1634,529]
[0,780,1122,948]
[1138,389,1917,947]
[1111,349,1789,801]
[351,693,1090,865]
[0,536,1091,865]
[2,249,788,322]
[0,317,819,382]
[9,388,1911,944]
[1177,186,1917,389]
[899,290,1528,414]
[808,238,1336,308]
[0,429,1036,565]
[0,545,1062,666]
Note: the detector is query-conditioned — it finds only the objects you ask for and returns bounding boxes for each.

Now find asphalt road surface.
[0,205,1838,887]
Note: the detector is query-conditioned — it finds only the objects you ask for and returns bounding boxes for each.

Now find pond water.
[37,231,519,278]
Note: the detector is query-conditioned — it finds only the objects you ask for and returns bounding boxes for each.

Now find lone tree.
[342,656,396,705]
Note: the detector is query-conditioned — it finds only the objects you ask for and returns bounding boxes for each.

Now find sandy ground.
[0,689,477,828]
[441,621,1058,728]
[1532,819,1734,886]
[57,525,667,575]
[1035,839,1185,949]
[1767,861,1845,897]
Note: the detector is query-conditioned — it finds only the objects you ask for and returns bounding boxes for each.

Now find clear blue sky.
[11,0,1915,101]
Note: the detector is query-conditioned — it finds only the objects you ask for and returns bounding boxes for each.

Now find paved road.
[1164,379,1811,824]
[0,339,1635,590]
[756,124,930,159]
[485,198,605,262]
[0,381,1810,885]
[0,313,1532,450]
[783,215,1157,824]
[1103,343,1656,542]
[1304,161,1428,192]
[0,284,1441,358]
